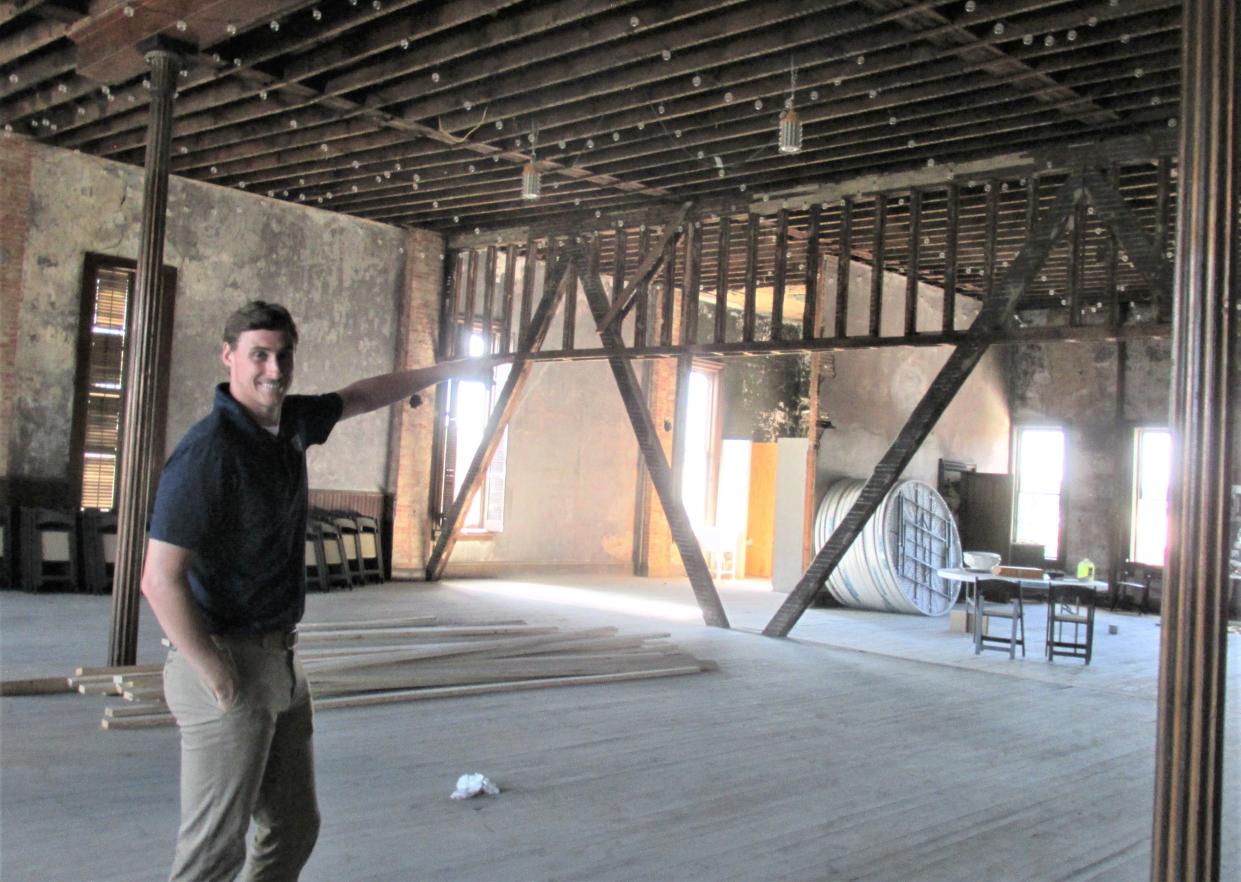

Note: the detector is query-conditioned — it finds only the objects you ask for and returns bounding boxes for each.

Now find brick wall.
[388,227,445,577]
[0,136,33,483]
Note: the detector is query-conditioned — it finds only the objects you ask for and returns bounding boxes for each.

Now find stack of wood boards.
[66,616,716,730]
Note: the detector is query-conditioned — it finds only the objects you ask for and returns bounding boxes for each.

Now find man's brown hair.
[222,301,299,348]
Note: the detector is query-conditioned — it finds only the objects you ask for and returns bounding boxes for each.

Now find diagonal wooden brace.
[595,202,693,335]
[763,172,1085,637]
[570,242,730,628]
[425,251,573,581]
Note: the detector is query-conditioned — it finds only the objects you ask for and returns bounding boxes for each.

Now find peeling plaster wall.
[813,258,1011,489]
[5,139,408,496]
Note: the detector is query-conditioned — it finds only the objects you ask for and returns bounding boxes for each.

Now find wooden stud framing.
[941,183,959,334]
[869,193,887,338]
[1068,190,1087,327]
[481,245,497,351]
[659,231,677,348]
[595,203,690,335]
[634,226,652,348]
[519,233,536,341]
[714,217,731,345]
[683,222,702,345]
[500,244,517,354]
[743,214,759,343]
[771,208,789,339]
[835,197,853,338]
[562,248,577,351]
[803,204,822,342]
[904,191,922,336]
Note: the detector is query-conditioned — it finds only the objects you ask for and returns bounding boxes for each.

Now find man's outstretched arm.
[335,356,505,421]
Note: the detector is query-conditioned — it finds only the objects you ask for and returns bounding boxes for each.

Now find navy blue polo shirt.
[149,383,343,635]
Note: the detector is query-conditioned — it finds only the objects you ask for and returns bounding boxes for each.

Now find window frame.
[1009,423,1068,566]
[1129,425,1172,567]
[69,253,177,512]
[433,322,508,539]
[681,358,724,530]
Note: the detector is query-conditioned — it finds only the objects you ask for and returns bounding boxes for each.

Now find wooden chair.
[79,510,118,594]
[1046,583,1097,664]
[973,579,1026,659]
[311,517,353,591]
[355,514,384,583]
[1113,561,1161,614]
[330,513,366,586]
[19,507,78,592]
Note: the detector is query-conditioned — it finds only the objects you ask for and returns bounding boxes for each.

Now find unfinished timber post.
[1151,0,1237,877]
[424,253,572,580]
[763,172,1084,637]
[107,44,182,667]
[572,243,729,628]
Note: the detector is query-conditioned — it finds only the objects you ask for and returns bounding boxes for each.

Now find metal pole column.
[1150,0,1238,878]
[107,46,181,666]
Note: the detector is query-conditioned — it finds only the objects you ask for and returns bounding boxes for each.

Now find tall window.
[1012,426,1066,561]
[680,363,722,532]
[1131,427,1171,566]
[442,330,509,534]
[71,255,176,512]
[77,263,132,510]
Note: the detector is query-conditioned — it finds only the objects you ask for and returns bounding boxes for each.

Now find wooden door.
[959,472,1014,557]
[746,442,777,577]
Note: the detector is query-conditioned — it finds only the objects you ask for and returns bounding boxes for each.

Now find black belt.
[215,629,298,650]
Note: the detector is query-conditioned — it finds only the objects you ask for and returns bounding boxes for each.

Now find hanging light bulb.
[522,120,541,200]
[778,58,802,154]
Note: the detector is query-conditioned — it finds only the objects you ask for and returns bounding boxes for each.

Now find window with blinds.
[79,266,132,510]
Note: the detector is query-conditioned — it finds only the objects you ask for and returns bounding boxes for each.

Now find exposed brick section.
[388,227,444,578]
[0,137,34,481]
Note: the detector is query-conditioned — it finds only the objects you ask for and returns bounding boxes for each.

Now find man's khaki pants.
[163,633,319,882]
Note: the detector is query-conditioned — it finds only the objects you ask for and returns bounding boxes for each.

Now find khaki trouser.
[163,633,319,882]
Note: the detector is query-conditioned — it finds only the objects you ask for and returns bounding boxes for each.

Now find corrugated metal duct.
[813,479,962,616]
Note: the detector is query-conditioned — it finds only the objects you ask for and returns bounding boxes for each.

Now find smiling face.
[221,329,296,428]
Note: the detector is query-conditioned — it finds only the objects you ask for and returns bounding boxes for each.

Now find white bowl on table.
[962,551,1002,572]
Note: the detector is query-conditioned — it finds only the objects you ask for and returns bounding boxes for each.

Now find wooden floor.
[2,576,1238,882]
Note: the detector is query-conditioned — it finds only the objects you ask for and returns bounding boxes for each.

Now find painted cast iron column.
[107,46,181,666]
[1150,0,1237,878]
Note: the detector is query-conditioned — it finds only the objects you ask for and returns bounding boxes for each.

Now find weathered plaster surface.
[1008,338,1175,575]
[814,259,1011,487]
[10,141,407,492]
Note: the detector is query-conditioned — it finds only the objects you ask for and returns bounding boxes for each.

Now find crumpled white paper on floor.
[450,773,501,800]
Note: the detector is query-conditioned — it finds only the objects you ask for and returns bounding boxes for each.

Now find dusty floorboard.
[1,576,1237,882]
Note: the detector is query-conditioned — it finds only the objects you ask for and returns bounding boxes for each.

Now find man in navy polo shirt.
[142,301,492,882]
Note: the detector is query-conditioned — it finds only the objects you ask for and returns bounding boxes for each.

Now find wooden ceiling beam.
[0,12,68,65]
[512,2,1177,161]
[430,0,1174,165]
[309,0,605,96]
[422,0,867,135]
[0,43,74,101]
[356,0,743,112]
[155,5,1171,198]
[861,0,1118,126]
